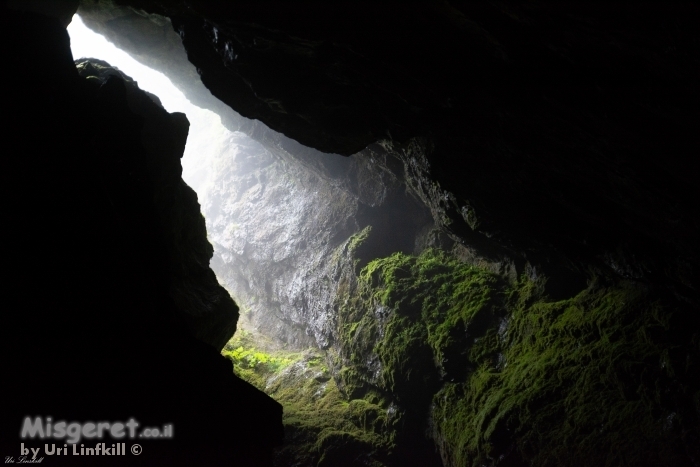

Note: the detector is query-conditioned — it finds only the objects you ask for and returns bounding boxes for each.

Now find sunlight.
[67,15,187,113]
[66,14,229,192]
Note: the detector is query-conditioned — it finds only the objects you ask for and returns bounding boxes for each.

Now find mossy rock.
[334,249,700,467]
[222,330,395,466]
[432,277,700,467]
[222,248,700,467]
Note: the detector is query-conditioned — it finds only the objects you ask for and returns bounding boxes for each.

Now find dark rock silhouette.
[0,6,281,466]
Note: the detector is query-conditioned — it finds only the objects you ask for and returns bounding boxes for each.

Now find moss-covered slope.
[223,331,396,467]
[332,248,700,467]
[223,232,699,467]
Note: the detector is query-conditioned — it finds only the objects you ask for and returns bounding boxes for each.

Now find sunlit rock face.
[76,0,442,355]
[75,4,437,353]
[73,4,443,352]
[0,7,281,465]
[201,132,434,350]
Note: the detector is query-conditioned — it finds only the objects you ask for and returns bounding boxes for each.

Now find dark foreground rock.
[0,7,281,466]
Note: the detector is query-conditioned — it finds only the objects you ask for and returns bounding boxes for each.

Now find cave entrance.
[67,14,225,194]
[67,12,440,466]
[67,12,299,349]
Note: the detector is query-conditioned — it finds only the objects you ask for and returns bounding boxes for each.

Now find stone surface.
[0,7,281,466]
[200,131,434,350]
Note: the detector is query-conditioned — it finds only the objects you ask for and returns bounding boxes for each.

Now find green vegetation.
[222,329,295,389]
[348,226,372,254]
[227,346,290,370]
[363,250,498,390]
[333,248,700,467]
[331,249,505,462]
[432,276,699,467]
[222,329,396,466]
[269,366,395,467]
[224,245,699,466]
[336,249,501,402]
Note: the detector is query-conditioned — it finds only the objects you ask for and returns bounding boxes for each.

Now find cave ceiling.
[49,0,700,290]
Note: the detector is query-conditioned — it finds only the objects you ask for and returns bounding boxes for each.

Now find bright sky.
[66,14,229,192]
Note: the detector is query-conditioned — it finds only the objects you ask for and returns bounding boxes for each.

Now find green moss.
[353,249,500,396]
[269,359,396,467]
[223,345,292,372]
[221,329,295,391]
[329,249,504,462]
[335,249,699,466]
[223,329,395,466]
[348,226,372,253]
[224,245,699,466]
[432,276,700,467]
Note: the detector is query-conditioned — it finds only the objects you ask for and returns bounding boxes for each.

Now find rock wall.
[75,4,441,355]
[330,249,700,466]
[202,131,435,350]
[0,6,281,465]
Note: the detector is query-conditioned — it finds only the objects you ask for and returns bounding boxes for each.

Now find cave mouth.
[65,9,366,371]
[11,4,700,467]
[67,14,227,194]
[65,11,445,466]
[50,4,700,467]
[67,13,283,331]
[66,10,431,352]
[66,14,291,359]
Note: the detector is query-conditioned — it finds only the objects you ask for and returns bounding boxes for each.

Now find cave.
[1,2,699,467]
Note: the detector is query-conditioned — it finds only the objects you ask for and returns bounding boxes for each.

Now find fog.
[67,14,229,193]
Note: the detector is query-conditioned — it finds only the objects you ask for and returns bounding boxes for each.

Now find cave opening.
[67,14,227,197]
[67,12,264,341]
[66,12,444,466]
[67,13,313,348]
